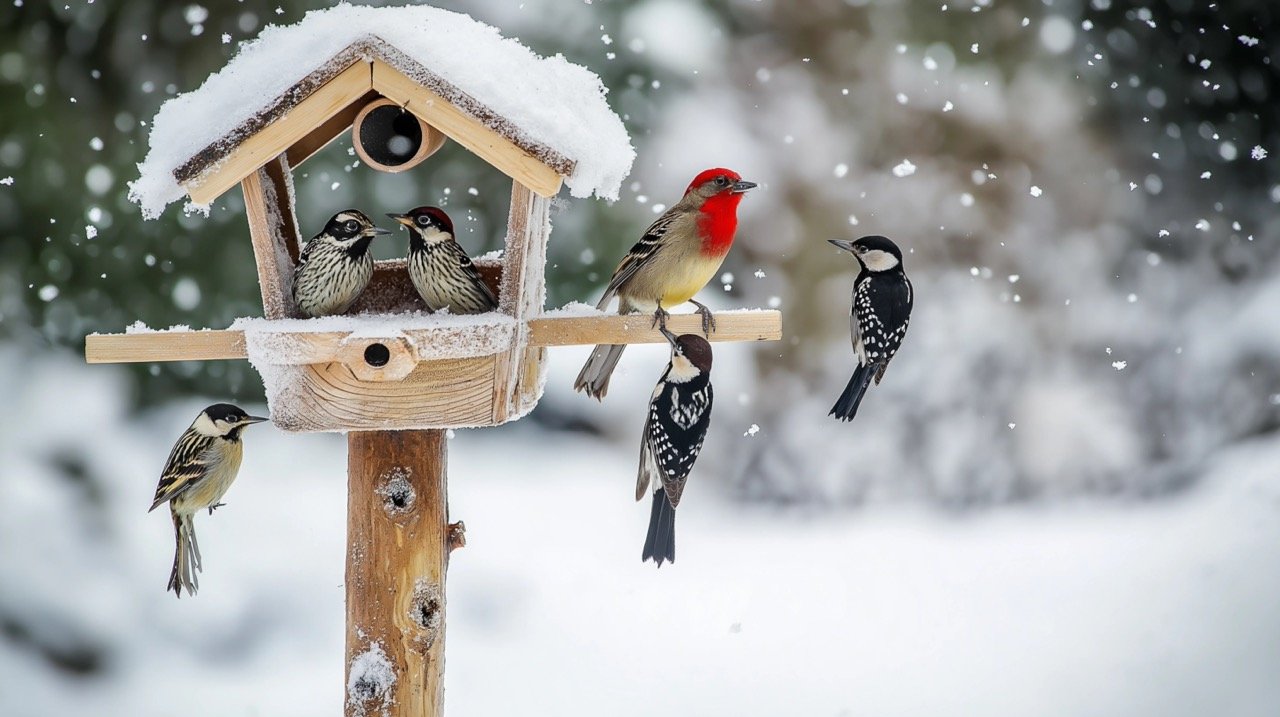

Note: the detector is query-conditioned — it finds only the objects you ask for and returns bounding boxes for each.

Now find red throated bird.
[574,168,756,400]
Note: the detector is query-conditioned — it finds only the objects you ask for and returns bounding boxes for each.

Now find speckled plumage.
[829,236,913,422]
[292,210,385,318]
[391,206,498,315]
[637,334,714,567]
[408,235,498,314]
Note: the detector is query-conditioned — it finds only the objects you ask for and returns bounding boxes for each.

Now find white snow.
[4,347,1280,716]
[129,4,634,218]
[891,159,917,177]
[346,641,395,717]
[233,311,518,364]
[1251,145,1267,160]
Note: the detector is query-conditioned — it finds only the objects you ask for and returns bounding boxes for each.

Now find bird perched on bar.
[292,209,389,317]
[575,168,756,400]
[828,235,913,422]
[388,206,498,314]
[149,403,268,598]
[638,330,714,567]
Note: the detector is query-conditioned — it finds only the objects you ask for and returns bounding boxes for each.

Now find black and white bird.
[637,330,714,567]
[388,206,498,314]
[828,235,913,422]
[292,210,389,318]
[149,403,268,598]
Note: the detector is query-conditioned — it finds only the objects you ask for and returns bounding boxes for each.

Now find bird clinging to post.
[388,206,498,314]
[149,403,268,598]
[292,209,390,318]
[574,168,756,400]
[638,330,715,567]
[828,235,913,422]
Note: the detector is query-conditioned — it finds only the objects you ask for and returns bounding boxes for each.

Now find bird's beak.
[730,179,757,194]
[386,212,413,228]
[828,239,857,253]
[659,326,679,346]
[243,415,270,424]
[366,225,392,236]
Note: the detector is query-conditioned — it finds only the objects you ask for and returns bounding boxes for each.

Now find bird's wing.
[598,209,683,310]
[868,274,913,383]
[149,430,218,511]
[636,409,657,502]
[650,381,713,507]
[452,242,498,309]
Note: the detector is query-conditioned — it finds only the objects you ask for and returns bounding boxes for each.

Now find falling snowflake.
[85,225,97,239]
[743,424,760,437]
[892,159,917,177]
[1029,185,1043,197]
[1238,35,1260,47]
[1251,145,1268,160]
[0,177,13,186]
[1112,361,1128,371]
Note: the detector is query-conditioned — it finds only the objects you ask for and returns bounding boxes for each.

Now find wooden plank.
[85,330,246,363]
[185,62,372,206]
[274,357,498,431]
[528,310,783,347]
[346,430,449,717]
[83,311,782,364]
[241,164,296,319]
[285,90,376,169]
[371,60,563,198]
[495,180,552,422]
[261,156,303,265]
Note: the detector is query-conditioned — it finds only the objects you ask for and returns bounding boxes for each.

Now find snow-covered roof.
[128,3,634,219]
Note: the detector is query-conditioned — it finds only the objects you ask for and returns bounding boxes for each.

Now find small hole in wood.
[410,580,444,648]
[375,467,415,516]
[364,343,391,367]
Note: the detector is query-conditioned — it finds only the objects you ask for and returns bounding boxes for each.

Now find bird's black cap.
[203,403,268,424]
[674,334,713,374]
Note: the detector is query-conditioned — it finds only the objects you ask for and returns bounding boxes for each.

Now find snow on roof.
[128,3,634,219]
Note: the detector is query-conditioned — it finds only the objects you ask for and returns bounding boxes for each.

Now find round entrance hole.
[358,104,423,167]
[364,343,391,368]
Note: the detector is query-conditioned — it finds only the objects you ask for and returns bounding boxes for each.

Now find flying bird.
[828,235,913,422]
[638,330,715,567]
[292,209,389,317]
[150,403,268,598]
[388,206,498,314]
[574,168,756,400]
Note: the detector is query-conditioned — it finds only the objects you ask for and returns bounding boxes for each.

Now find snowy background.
[2,1,1279,715]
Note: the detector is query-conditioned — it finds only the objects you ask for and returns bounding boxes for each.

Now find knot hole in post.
[410,579,444,649]
[374,467,415,517]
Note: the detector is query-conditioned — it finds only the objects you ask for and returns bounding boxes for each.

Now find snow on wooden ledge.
[84,308,782,364]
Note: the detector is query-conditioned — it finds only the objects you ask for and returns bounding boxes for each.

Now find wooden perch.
[83,310,783,364]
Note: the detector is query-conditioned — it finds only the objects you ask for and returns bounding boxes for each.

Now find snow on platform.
[129,4,634,218]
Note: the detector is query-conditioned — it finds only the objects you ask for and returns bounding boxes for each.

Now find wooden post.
[345,430,453,717]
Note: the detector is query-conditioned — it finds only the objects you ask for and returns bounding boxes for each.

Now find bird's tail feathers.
[642,490,676,567]
[574,343,627,400]
[168,511,201,598]
[830,363,877,422]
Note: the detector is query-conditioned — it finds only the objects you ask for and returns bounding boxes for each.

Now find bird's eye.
[344,220,359,232]
[416,215,430,227]
[714,176,728,186]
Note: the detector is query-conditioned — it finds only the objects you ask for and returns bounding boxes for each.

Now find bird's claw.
[207,502,226,515]
[690,300,716,336]
[650,307,671,331]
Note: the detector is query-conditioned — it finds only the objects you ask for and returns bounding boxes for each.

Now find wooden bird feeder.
[86,8,781,716]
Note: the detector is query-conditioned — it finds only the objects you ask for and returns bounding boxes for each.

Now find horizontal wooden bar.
[86,330,247,363]
[83,310,783,365]
[527,310,782,347]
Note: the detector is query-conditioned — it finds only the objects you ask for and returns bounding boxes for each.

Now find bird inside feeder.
[353,98,445,172]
